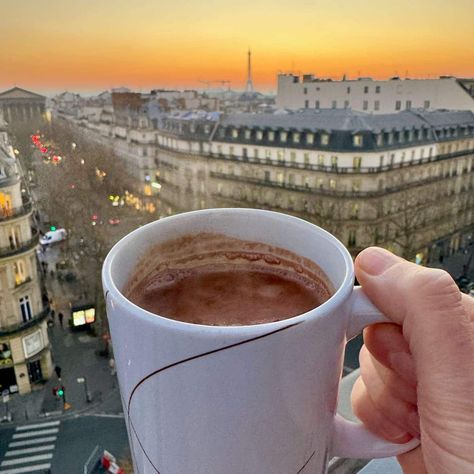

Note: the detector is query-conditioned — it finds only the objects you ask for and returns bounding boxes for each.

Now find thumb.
[355,247,473,378]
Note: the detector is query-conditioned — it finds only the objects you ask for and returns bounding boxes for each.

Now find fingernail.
[358,247,399,276]
[380,423,412,443]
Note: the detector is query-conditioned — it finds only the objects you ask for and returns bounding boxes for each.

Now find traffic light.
[53,386,65,398]
[50,226,56,231]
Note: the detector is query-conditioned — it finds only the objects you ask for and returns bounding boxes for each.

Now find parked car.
[40,228,67,246]
[108,218,120,226]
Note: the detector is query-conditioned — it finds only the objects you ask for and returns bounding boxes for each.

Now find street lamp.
[77,377,92,403]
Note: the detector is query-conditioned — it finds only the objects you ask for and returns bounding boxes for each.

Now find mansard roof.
[219,109,474,133]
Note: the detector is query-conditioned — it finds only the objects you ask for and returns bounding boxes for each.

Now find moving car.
[40,228,67,246]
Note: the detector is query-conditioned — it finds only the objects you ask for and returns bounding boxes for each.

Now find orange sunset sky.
[1,0,473,95]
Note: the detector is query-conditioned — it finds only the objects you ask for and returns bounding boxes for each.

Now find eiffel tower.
[245,49,254,94]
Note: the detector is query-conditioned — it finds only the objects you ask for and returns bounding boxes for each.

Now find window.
[303,87,308,95]
[254,148,259,158]
[315,100,320,109]
[304,153,310,166]
[306,133,314,144]
[256,130,263,141]
[344,100,349,109]
[352,180,361,192]
[363,100,368,111]
[293,132,300,143]
[329,179,336,189]
[424,100,430,109]
[364,86,369,93]
[321,133,329,145]
[317,177,324,188]
[264,171,270,182]
[353,156,362,169]
[375,86,381,94]
[288,174,295,185]
[417,129,423,140]
[348,230,357,247]
[229,146,234,156]
[242,147,248,159]
[379,155,384,167]
[265,149,272,160]
[406,100,412,110]
[277,150,284,162]
[331,156,338,168]
[374,100,380,111]
[232,129,239,138]
[304,100,309,108]
[395,100,401,111]
[268,131,275,141]
[280,131,287,142]
[351,203,360,218]
[14,260,27,286]
[347,87,351,94]
[290,151,297,163]
[353,135,363,147]
[420,148,424,159]
[244,129,251,139]
[332,100,337,109]
[376,134,383,146]
[276,172,284,184]
[318,155,325,166]
[19,295,32,322]
[387,133,394,145]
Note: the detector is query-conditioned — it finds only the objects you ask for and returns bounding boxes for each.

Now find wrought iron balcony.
[0,230,39,258]
[0,305,50,337]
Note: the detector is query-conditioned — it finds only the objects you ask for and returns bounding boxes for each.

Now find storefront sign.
[72,306,96,327]
[22,330,44,358]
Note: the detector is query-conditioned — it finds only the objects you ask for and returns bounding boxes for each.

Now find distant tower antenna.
[246,49,254,93]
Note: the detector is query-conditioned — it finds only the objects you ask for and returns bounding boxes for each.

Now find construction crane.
[198,80,231,91]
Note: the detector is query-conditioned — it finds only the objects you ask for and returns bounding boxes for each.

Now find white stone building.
[277,75,474,114]
[0,117,52,395]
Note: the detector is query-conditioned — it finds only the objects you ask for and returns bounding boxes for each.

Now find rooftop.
[219,108,474,133]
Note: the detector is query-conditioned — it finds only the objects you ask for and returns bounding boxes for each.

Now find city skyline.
[1,0,473,95]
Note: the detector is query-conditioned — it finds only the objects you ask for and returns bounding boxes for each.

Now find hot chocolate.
[124,233,334,326]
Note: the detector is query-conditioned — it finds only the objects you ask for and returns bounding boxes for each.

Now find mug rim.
[102,208,355,333]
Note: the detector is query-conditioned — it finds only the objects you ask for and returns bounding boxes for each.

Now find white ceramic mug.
[102,209,419,474]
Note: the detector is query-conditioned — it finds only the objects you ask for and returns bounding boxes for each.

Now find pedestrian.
[50,309,55,321]
[54,365,62,380]
[58,312,64,328]
[109,358,116,376]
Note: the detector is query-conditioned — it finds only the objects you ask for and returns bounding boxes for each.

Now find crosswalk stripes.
[0,420,60,474]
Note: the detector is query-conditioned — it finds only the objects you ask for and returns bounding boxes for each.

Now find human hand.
[351,247,474,473]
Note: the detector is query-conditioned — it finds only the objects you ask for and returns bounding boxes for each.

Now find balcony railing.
[209,170,472,198]
[0,201,33,222]
[0,231,39,258]
[207,149,472,174]
[0,305,50,337]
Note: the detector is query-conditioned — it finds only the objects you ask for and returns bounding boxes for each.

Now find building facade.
[0,118,52,395]
[154,109,474,262]
[276,75,474,114]
[0,87,46,123]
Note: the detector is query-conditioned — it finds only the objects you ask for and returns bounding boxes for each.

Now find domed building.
[0,114,52,395]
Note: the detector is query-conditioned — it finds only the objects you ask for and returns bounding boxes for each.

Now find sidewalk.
[2,248,123,425]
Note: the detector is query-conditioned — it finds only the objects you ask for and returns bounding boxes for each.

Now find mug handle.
[331,286,420,458]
